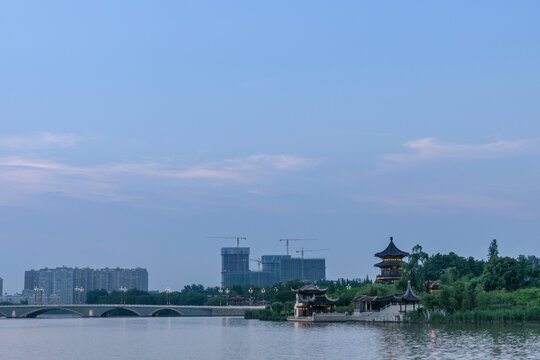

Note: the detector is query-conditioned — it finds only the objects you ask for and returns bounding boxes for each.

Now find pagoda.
[291,285,338,318]
[374,237,409,284]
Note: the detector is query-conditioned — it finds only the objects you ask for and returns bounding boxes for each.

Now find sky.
[1,1,539,293]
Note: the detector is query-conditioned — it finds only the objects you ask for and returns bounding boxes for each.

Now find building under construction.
[220,247,326,287]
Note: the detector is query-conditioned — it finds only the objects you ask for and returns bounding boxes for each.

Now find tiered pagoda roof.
[375,237,409,259]
[292,285,338,304]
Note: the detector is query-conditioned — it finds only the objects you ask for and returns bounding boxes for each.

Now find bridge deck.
[0,304,264,318]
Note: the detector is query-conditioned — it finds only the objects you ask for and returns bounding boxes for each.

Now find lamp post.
[165,287,173,305]
[80,287,85,304]
[346,284,352,291]
[248,288,253,304]
[39,288,44,305]
[225,288,230,306]
[218,288,223,306]
[74,287,80,304]
[33,287,39,304]
[261,288,266,302]
[119,286,128,304]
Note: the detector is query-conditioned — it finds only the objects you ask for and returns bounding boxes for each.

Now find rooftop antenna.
[279,238,315,256]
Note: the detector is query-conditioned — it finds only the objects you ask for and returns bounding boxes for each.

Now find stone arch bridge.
[0,304,263,318]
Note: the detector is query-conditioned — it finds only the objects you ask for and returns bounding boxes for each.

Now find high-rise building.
[53,266,75,304]
[279,257,326,283]
[221,247,250,287]
[261,255,290,273]
[220,248,326,287]
[23,266,149,303]
[24,270,39,290]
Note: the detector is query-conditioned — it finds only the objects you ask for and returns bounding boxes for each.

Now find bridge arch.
[0,309,8,317]
[149,308,183,317]
[22,307,85,318]
[99,307,141,317]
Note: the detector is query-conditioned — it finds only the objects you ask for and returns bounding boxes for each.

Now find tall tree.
[488,239,499,261]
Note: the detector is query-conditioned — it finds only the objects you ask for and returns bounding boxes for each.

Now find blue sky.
[1,1,539,292]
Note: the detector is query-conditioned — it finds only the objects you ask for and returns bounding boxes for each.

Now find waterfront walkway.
[0,304,264,318]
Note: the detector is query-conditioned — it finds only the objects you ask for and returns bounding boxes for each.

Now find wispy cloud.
[362,193,518,212]
[0,154,322,205]
[0,132,80,150]
[381,137,538,168]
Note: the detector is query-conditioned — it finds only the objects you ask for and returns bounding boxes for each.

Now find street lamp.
[74,287,80,304]
[346,284,352,291]
[165,287,173,305]
[119,286,128,304]
[80,287,85,304]
[225,288,230,306]
[39,288,44,305]
[248,288,253,303]
[33,287,39,304]
[218,288,223,306]
[261,288,266,302]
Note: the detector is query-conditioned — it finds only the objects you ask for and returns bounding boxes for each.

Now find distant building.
[374,237,409,284]
[0,277,3,296]
[279,257,326,283]
[221,247,250,287]
[23,267,149,304]
[221,248,325,287]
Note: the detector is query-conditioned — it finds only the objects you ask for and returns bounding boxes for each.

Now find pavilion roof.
[292,284,327,295]
[396,281,419,303]
[374,237,409,258]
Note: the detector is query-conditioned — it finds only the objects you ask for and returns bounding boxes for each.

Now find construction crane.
[250,258,262,287]
[209,236,248,275]
[209,236,247,248]
[279,238,315,256]
[295,248,329,282]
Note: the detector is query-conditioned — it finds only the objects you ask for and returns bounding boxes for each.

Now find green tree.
[403,244,429,291]
[482,256,524,291]
[488,239,499,261]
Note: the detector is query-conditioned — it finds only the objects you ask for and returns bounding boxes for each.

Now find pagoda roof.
[395,281,419,303]
[374,260,405,268]
[292,284,327,295]
[375,237,409,258]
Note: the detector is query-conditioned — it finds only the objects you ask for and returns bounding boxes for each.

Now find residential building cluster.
[23,266,148,304]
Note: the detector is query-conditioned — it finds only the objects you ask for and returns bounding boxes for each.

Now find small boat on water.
[287,284,348,323]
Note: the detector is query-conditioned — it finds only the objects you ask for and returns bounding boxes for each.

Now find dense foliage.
[400,239,540,323]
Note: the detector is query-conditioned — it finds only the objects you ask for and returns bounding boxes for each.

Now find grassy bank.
[406,306,540,324]
[244,301,295,321]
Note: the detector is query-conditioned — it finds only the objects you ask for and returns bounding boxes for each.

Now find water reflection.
[0,318,538,360]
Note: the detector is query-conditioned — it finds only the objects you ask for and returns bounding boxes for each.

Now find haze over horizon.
[1,1,540,293]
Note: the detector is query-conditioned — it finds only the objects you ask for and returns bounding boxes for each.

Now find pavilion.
[374,237,409,284]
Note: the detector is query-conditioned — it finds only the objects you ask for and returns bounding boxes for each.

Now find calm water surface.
[1,317,539,359]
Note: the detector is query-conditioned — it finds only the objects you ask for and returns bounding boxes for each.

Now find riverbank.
[406,307,540,324]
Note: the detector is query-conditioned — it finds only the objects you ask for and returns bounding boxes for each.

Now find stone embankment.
[349,304,404,322]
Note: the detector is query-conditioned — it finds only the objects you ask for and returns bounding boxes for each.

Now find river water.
[0,317,538,359]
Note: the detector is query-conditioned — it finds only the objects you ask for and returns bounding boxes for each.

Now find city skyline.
[1,1,540,293]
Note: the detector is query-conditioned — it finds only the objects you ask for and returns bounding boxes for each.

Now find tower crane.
[295,248,330,282]
[209,236,247,248]
[250,258,262,287]
[209,236,248,274]
[279,238,315,256]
